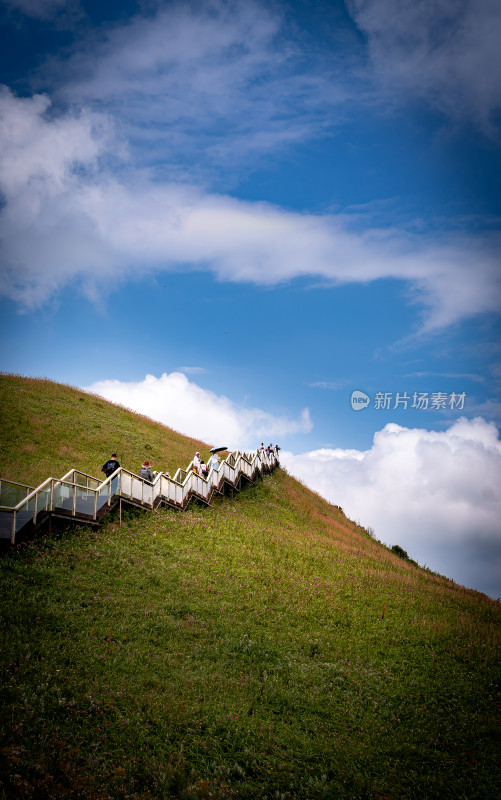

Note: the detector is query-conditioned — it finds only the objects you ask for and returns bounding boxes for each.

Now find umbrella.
[209,446,228,453]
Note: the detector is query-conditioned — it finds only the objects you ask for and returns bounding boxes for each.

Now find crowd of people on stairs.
[100,444,280,486]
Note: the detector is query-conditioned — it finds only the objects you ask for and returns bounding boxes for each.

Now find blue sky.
[0,0,500,597]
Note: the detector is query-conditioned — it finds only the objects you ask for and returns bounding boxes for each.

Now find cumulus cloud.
[347,0,501,131]
[84,372,312,449]
[281,417,501,598]
[0,88,111,196]
[0,87,119,306]
[1,86,499,328]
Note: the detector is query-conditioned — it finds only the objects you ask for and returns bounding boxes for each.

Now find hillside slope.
[0,375,500,800]
[0,374,209,486]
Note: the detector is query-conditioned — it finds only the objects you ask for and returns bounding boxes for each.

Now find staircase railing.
[0,448,279,544]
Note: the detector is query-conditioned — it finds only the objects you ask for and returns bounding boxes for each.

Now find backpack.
[103,460,117,476]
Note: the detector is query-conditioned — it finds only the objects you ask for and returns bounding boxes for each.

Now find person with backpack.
[138,461,154,482]
[101,453,120,477]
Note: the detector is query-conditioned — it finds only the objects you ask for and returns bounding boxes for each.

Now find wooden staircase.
[0,448,280,544]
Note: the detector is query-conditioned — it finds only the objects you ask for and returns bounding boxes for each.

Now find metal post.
[11,512,16,545]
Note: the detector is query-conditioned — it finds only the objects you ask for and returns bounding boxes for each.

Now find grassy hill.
[0,375,500,800]
[0,374,209,486]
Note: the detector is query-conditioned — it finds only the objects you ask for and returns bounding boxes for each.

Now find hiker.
[193,451,201,474]
[163,470,171,478]
[200,460,208,478]
[101,453,120,477]
[138,461,154,482]
[208,451,220,472]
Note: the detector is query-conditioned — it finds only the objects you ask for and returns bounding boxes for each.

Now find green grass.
[1,375,500,799]
[0,374,209,485]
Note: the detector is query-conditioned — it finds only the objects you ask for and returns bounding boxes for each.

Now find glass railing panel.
[52,483,73,513]
[120,473,132,498]
[72,473,100,490]
[0,510,14,539]
[75,486,97,517]
[110,474,120,498]
[96,484,109,512]
[160,476,169,499]
[15,495,37,533]
[153,481,162,503]
[0,483,31,507]
[142,484,153,505]
[131,478,143,502]
[37,487,51,515]
[165,481,175,503]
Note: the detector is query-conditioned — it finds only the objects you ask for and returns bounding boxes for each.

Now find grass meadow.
[1,376,500,799]
[0,374,207,486]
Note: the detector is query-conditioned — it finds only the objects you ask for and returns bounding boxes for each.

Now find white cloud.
[84,371,312,449]
[0,88,111,197]
[0,87,121,306]
[177,366,209,375]
[281,417,501,598]
[308,380,352,390]
[50,0,342,171]
[347,0,501,131]
[0,85,499,328]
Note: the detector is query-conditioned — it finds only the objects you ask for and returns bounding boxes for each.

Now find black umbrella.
[209,446,228,453]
